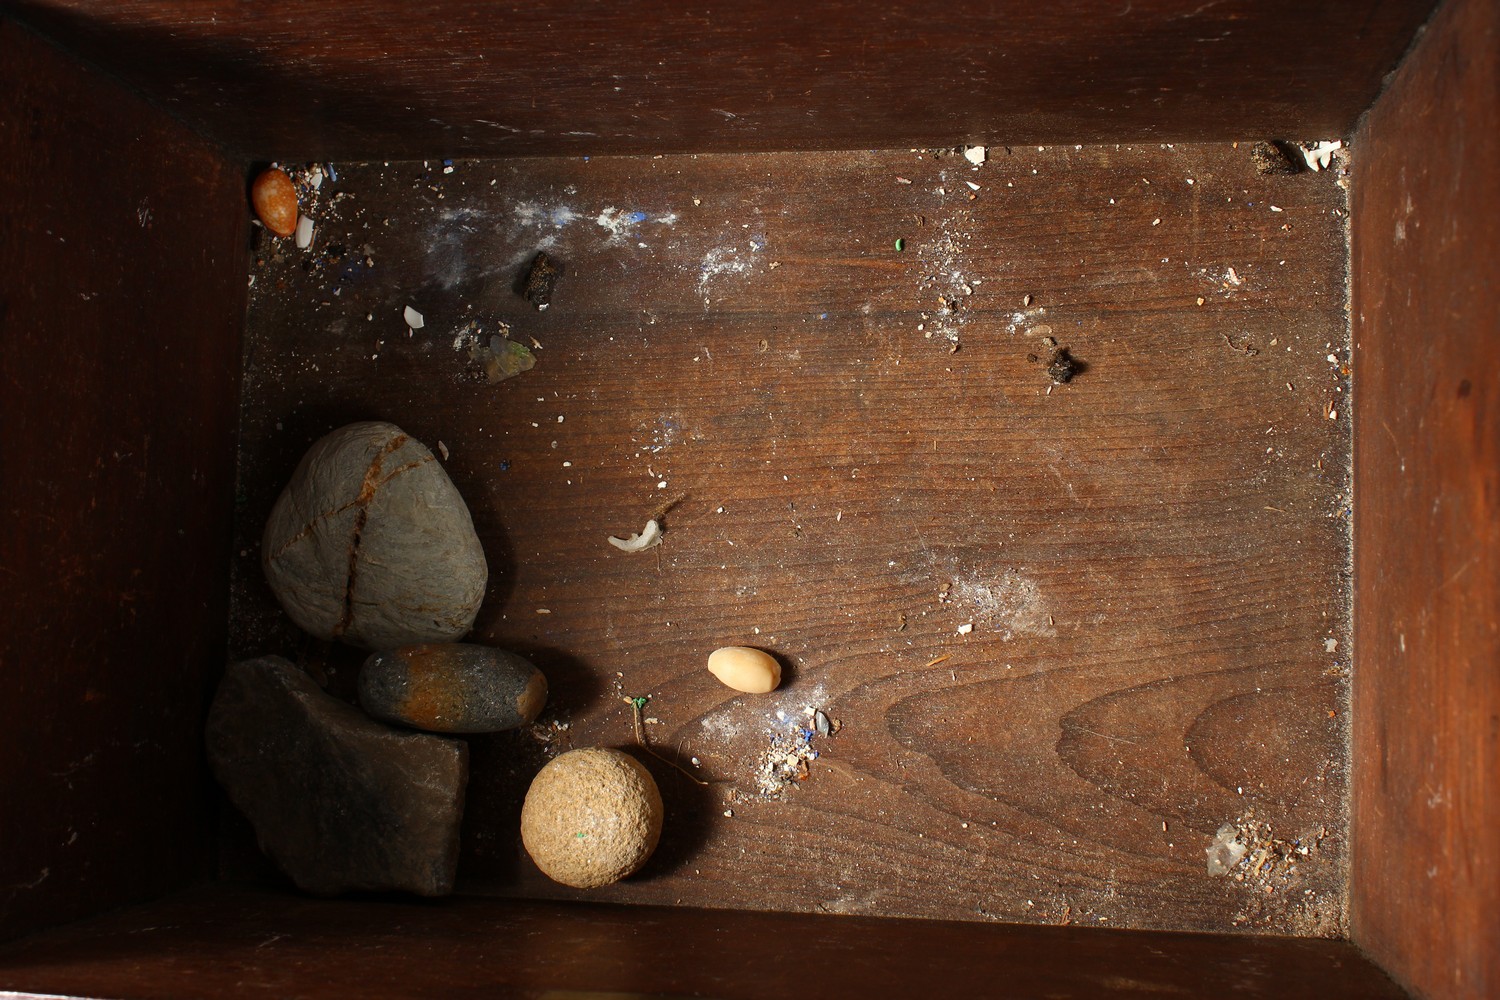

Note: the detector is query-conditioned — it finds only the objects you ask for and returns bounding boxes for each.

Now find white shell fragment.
[404,305,425,330]
[1206,823,1250,875]
[608,519,661,552]
[1301,140,1343,172]
[964,145,987,165]
[294,214,314,249]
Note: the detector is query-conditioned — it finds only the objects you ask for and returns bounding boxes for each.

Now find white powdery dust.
[697,245,753,297]
[698,710,743,743]
[952,571,1055,641]
[511,201,579,230]
[1005,306,1049,335]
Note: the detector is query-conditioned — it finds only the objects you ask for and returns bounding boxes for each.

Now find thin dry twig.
[626,695,710,786]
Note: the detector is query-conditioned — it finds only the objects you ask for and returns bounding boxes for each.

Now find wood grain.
[1350,0,1500,995]
[8,0,1435,160]
[0,883,1409,999]
[0,20,248,942]
[232,143,1355,934]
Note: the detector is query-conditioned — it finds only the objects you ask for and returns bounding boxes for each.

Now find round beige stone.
[520,748,663,889]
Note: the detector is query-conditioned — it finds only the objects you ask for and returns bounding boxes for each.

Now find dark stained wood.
[8,1,1435,160]
[232,143,1354,934]
[1349,0,1500,996]
[0,883,1409,999]
[0,20,248,942]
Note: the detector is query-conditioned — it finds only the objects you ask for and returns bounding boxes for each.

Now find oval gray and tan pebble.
[707,645,782,693]
[359,643,547,734]
[262,421,488,650]
[521,748,663,889]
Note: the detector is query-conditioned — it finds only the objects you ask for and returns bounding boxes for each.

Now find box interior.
[230,144,1353,935]
[1,1,1494,997]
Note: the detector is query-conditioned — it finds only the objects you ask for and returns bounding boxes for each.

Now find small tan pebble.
[251,168,298,238]
[707,646,781,693]
[521,748,663,889]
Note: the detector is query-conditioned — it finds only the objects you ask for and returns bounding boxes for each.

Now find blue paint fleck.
[626,211,648,225]
[500,460,511,471]
[749,237,766,252]
[819,312,829,320]
[325,163,338,183]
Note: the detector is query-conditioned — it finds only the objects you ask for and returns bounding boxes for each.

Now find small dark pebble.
[1251,141,1300,176]
[523,251,561,310]
[1046,347,1080,384]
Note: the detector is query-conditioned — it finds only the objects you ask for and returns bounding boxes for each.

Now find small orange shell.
[251,168,298,238]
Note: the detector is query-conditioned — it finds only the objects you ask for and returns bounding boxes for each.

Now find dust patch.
[952,571,1055,641]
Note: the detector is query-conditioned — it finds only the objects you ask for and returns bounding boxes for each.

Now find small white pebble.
[1151,218,1161,226]
[294,214,314,249]
[1325,638,1338,653]
[957,623,974,635]
[723,810,734,818]
[657,480,668,489]
[436,441,449,461]
[562,461,572,468]
[965,180,980,191]
[964,145,986,165]
[403,305,424,330]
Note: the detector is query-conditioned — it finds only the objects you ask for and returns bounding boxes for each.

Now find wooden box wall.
[0,1,1493,997]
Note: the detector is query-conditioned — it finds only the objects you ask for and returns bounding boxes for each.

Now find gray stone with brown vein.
[261,421,487,650]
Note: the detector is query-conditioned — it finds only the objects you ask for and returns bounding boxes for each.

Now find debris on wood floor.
[454,320,536,383]
[1250,141,1300,176]
[752,721,821,797]
[608,519,662,553]
[522,250,561,310]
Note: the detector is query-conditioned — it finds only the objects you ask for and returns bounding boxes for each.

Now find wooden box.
[0,1,1493,996]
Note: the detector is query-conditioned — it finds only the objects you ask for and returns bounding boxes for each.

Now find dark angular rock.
[359,643,547,734]
[206,655,468,896]
[1251,140,1300,175]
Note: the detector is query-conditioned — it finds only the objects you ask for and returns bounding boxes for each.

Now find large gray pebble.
[262,421,487,649]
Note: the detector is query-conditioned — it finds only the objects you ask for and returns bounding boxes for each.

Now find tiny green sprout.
[575,832,587,838]
[895,238,906,252]
[631,696,649,711]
